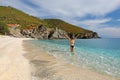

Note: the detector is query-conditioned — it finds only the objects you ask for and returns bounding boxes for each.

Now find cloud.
[1,0,120,18]
[31,0,120,17]
[117,19,120,21]
[78,18,111,26]
[95,27,120,38]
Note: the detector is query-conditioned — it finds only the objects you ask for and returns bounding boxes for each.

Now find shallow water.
[27,38,120,79]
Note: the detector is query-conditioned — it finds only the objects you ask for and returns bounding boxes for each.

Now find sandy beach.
[0,36,31,80]
[0,36,118,80]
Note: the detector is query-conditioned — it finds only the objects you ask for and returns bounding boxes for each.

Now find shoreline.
[23,39,119,80]
[0,36,119,80]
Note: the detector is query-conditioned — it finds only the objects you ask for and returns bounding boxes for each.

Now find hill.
[0,6,99,39]
[0,6,43,29]
[44,19,92,34]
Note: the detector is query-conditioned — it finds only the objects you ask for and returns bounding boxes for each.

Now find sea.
[27,38,120,79]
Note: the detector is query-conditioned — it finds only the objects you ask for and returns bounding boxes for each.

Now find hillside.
[0,6,43,29]
[0,21,9,35]
[0,6,91,33]
[0,6,99,39]
[44,19,92,33]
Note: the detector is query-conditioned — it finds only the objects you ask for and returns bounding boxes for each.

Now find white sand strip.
[0,36,31,80]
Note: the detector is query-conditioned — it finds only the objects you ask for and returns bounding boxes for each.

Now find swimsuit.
[71,44,74,48]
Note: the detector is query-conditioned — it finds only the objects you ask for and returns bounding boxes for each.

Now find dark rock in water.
[9,25,100,39]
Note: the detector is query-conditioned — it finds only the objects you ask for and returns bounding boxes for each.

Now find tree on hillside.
[0,22,9,35]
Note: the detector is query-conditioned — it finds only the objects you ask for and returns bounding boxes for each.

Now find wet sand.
[23,40,118,80]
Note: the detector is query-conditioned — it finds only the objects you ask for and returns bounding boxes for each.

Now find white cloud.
[117,19,120,21]
[32,0,120,17]
[79,18,111,26]
[95,27,120,38]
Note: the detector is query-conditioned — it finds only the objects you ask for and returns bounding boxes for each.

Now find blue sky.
[0,0,120,38]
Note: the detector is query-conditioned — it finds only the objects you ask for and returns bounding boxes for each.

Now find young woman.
[64,33,80,52]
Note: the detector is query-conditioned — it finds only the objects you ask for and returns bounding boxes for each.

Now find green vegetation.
[44,19,92,33]
[0,21,9,35]
[0,6,43,29]
[0,6,92,34]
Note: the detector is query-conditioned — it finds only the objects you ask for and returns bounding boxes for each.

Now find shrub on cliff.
[0,21,9,35]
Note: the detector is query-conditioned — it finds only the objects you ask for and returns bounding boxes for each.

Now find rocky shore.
[9,25,100,39]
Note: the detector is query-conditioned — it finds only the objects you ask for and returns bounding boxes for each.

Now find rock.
[50,27,66,39]
[9,28,25,38]
[9,25,100,39]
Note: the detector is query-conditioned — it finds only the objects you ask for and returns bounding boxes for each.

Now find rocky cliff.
[9,25,99,39]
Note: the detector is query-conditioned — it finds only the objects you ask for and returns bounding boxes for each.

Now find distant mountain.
[0,6,99,39]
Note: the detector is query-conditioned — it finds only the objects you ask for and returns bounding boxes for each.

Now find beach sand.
[23,40,119,80]
[0,36,31,80]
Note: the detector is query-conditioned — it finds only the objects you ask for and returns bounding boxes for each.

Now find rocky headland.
[9,25,99,39]
[0,6,100,39]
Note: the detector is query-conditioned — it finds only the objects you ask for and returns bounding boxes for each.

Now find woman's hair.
[69,33,75,39]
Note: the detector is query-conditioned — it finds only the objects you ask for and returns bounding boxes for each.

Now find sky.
[0,0,120,38]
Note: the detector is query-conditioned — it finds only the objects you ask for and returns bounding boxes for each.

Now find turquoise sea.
[28,38,120,79]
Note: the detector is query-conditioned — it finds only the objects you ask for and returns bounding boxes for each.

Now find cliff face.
[9,25,99,39]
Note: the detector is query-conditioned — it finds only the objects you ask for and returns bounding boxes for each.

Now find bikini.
[70,40,75,48]
[71,45,74,48]
[70,43,74,48]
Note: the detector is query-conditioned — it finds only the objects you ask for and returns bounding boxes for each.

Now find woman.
[64,33,80,52]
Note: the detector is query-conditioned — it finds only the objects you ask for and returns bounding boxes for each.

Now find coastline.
[23,40,118,80]
[0,36,31,80]
[0,36,118,80]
